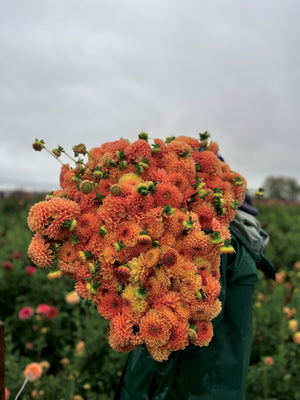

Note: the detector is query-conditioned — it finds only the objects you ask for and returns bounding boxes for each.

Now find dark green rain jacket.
[115,210,274,400]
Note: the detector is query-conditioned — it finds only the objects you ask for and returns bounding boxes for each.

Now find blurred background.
[0,0,299,195]
[1,1,300,399]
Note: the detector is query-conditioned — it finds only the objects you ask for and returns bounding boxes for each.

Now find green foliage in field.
[1,196,300,399]
[254,200,300,270]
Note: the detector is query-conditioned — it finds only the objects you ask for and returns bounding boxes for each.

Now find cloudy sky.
[1,0,299,192]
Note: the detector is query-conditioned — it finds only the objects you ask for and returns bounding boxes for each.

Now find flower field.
[1,194,300,399]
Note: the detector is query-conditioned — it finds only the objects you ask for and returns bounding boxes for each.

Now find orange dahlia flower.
[24,362,43,382]
[28,234,54,268]
[174,136,201,149]
[193,320,214,346]
[140,310,171,347]
[124,139,152,163]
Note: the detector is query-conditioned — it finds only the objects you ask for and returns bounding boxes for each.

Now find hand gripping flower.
[28,133,246,361]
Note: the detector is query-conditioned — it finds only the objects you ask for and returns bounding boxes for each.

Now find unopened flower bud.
[80,180,93,194]
[102,155,111,168]
[88,262,96,274]
[210,232,223,245]
[152,240,160,247]
[99,226,107,237]
[69,220,77,232]
[137,235,152,247]
[135,287,147,299]
[256,188,264,197]
[52,149,61,157]
[117,284,123,292]
[199,131,210,141]
[220,239,235,254]
[199,139,208,148]
[86,283,97,295]
[48,270,63,279]
[213,189,223,198]
[73,144,86,154]
[138,132,149,141]
[166,136,175,144]
[74,164,84,175]
[115,265,131,280]
[116,150,125,159]
[32,140,44,151]
[162,205,175,217]
[137,183,149,196]
[147,182,156,194]
[119,160,128,169]
[71,176,81,183]
[63,219,77,232]
[139,162,149,169]
[78,251,87,263]
[183,220,194,231]
[188,328,198,341]
[151,145,161,154]
[114,242,122,252]
[93,169,103,180]
[198,189,209,198]
[196,291,203,300]
[110,184,122,196]
[233,177,244,186]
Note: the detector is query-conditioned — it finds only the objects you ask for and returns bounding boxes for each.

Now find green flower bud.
[138,132,149,141]
[80,180,93,194]
[32,139,44,151]
[73,143,87,155]
[110,184,122,196]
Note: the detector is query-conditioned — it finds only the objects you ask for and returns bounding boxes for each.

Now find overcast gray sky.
[1,0,299,192]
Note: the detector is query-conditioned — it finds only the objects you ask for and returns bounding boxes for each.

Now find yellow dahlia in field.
[28,132,246,361]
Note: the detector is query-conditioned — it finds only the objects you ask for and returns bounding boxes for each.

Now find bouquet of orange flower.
[27,132,246,361]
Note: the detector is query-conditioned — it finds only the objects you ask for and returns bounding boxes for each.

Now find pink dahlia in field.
[19,306,34,320]
[46,306,59,319]
[2,261,13,270]
[24,362,43,382]
[25,265,37,275]
[36,303,59,319]
[36,303,51,315]
[26,342,34,350]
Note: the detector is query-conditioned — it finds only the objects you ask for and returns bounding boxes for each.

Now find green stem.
[263,367,269,400]
[44,147,66,166]
[62,150,77,163]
